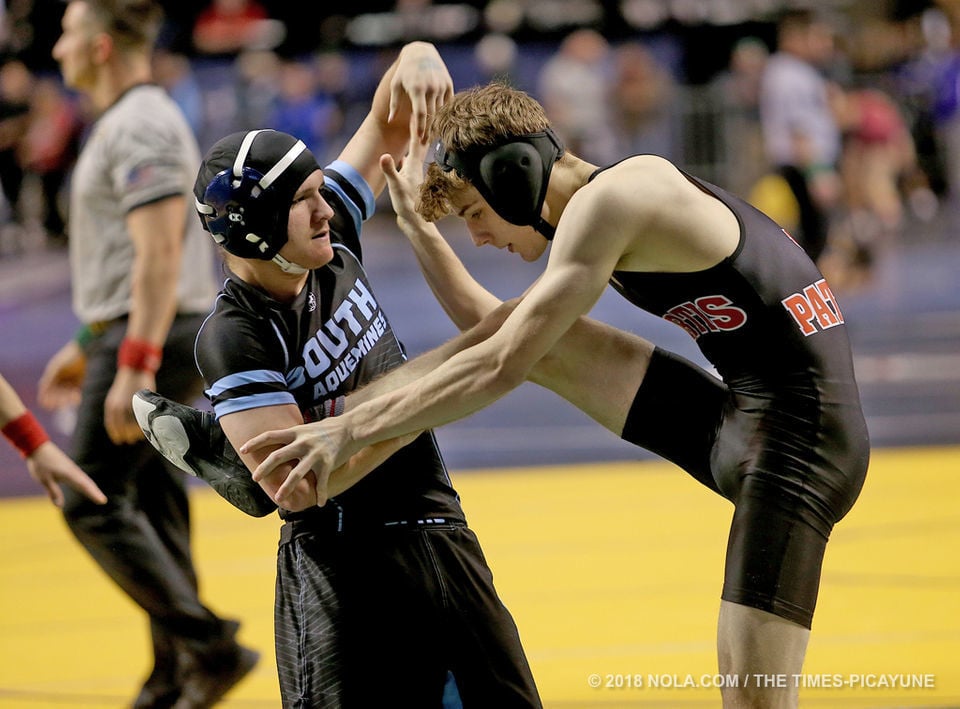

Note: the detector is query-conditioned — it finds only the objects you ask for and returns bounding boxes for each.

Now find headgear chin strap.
[195,129,316,273]
[434,128,564,240]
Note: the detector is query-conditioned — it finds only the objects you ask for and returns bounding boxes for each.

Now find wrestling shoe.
[132,390,277,517]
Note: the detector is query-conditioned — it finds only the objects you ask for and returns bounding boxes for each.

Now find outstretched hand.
[381,129,431,232]
[28,441,107,508]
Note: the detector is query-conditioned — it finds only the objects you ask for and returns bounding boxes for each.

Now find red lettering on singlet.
[782,278,845,336]
[663,295,747,340]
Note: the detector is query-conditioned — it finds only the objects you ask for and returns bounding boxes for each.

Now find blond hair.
[418,83,552,222]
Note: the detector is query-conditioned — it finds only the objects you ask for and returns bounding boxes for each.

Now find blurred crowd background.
[0,0,957,287]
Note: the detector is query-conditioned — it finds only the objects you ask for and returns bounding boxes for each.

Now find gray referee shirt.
[68,84,217,325]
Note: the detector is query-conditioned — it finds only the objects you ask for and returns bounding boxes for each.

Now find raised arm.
[380,136,501,331]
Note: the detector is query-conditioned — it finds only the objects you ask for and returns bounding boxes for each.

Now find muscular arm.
[246,187,642,495]
[220,403,420,510]
[370,145,652,427]
[126,196,184,348]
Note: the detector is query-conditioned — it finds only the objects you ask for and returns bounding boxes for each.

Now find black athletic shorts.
[275,522,541,708]
[620,347,868,628]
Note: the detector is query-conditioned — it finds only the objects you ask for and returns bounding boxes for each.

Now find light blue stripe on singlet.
[205,371,296,420]
[324,159,376,235]
[205,369,287,398]
[213,392,296,419]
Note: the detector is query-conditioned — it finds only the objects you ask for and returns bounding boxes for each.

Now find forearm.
[399,217,501,331]
[0,376,27,426]
[346,302,515,409]
[127,251,179,346]
[221,405,318,510]
[125,198,185,348]
[346,340,523,456]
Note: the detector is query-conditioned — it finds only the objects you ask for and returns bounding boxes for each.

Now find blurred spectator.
[192,0,281,57]
[20,77,82,245]
[717,37,769,197]
[607,41,677,162]
[895,7,952,201]
[537,28,615,164]
[822,86,928,290]
[0,57,30,236]
[152,48,204,137]
[266,56,341,164]
[928,10,960,207]
[1,0,65,74]
[758,8,843,263]
[234,48,282,131]
[834,87,925,230]
[344,0,481,47]
[474,32,519,85]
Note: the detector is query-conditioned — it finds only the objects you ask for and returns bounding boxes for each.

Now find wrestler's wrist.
[344,406,383,454]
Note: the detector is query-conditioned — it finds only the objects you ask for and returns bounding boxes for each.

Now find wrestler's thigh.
[530,317,656,435]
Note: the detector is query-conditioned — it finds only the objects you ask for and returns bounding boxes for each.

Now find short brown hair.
[418,82,552,221]
[83,0,163,52]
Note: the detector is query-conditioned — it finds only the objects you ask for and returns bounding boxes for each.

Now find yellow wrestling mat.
[1,445,958,708]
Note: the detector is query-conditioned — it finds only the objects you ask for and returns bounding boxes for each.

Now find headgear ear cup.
[434,128,564,237]
[477,142,545,226]
[200,166,286,260]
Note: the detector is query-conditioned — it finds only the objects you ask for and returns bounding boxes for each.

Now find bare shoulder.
[596,154,684,184]
[573,156,738,271]
[581,156,692,213]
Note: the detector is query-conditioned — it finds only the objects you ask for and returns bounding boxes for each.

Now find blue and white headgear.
[194,129,320,273]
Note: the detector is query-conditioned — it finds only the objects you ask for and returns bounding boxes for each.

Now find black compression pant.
[621,347,867,627]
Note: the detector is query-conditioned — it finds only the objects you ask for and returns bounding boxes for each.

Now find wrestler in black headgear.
[433,127,564,239]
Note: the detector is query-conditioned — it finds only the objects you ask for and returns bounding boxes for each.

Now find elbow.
[486,349,530,395]
[462,299,519,342]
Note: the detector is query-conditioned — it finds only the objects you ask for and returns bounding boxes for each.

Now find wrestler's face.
[451,186,549,262]
[281,169,336,268]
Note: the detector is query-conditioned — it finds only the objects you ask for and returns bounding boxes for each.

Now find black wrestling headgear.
[194,130,321,269]
[433,128,564,239]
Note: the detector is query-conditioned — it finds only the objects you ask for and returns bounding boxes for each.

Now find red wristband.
[2,411,50,458]
[118,338,163,373]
